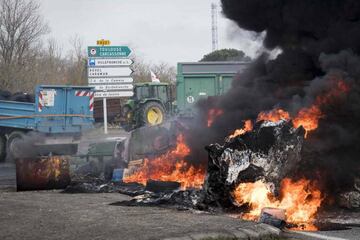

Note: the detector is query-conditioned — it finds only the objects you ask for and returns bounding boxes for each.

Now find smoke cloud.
[185,0,360,198]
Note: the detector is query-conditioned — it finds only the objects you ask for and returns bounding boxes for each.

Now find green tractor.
[121,82,175,131]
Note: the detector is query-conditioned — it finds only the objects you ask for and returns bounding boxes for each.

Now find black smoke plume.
[185,0,360,199]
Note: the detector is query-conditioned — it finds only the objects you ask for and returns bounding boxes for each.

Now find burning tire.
[6,131,26,161]
[140,101,165,126]
[0,135,6,162]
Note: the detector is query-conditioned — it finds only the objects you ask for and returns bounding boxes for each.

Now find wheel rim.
[147,107,163,125]
[9,137,22,159]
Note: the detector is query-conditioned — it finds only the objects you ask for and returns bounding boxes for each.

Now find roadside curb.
[162,223,281,240]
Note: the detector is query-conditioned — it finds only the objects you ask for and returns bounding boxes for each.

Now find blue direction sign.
[88,46,132,58]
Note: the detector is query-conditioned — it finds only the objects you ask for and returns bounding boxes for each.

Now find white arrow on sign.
[94,91,134,98]
[88,67,133,77]
[91,84,134,91]
[88,58,133,67]
[88,77,133,84]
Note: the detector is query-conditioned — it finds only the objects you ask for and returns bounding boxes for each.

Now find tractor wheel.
[122,105,131,118]
[0,135,6,162]
[140,102,165,126]
[121,106,133,131]
[6,131,26,161]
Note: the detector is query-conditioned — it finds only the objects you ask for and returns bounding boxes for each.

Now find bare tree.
[131,56,151,83]
[65,35,87,85]
[131,55,176,83]
[152,62,176,83]
[0,0,49,91]
[34,38,66,86]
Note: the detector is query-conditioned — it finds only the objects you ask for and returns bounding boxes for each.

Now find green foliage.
[200,48,251,62]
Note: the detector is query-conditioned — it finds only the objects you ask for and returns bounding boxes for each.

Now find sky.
[40,0,263,66]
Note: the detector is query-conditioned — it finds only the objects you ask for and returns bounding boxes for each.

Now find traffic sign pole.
[103,98,108,134]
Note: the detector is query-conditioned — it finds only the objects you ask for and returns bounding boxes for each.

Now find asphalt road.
[284,228,360,240]
[0,163,16,190]
[1,126,360,240]
[1,164,360,240]
[0,190,260,240]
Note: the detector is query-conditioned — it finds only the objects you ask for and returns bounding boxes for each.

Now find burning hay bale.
[203,119,324,230]
[204,120,305,206]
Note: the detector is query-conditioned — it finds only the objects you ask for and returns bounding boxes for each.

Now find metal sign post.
[103,98,108,134]
[87,42,134,134]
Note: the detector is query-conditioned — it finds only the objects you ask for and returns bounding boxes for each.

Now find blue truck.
[0,85,95,161]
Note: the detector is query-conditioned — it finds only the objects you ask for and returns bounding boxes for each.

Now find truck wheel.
[0,135,6,162]
[140,102,165,126]
[6,131,26,161]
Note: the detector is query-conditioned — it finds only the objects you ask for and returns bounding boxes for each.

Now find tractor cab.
[121,82,174,131]
[133,83,169,102]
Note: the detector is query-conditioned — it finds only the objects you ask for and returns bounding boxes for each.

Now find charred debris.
[64,120,306,213]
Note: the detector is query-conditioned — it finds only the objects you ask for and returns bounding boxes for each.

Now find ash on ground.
[64,175,208,211]
[63,175,145,196]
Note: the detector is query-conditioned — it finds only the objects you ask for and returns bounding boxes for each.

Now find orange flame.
[232,178,322,231]
[123,134,206,189]
[229,120,253,138]
[254,80,349,138]
[293,80,349,137]
[38,156,67,180]
[292,106,323,138]
[257,109,291,122]
[207,108,224,127]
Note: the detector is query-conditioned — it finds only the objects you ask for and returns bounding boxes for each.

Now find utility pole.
[211,3,219,51]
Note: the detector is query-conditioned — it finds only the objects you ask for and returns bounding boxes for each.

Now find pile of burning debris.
[204,119,323,230]
[61,76,357,231]
[64,118,327,231]
[116,119,322,230]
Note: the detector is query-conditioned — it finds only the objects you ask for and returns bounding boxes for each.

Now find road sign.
[88,77,133,84]
[97,39,111,45]
[87,46,132,58]
[91,84,134,91]
[88,67,133,77]
[94,91,134,98]
[88,58,133,67]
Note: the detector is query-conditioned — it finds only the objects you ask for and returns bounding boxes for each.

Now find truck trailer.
[176,61,250,115]
[0,85,95,162]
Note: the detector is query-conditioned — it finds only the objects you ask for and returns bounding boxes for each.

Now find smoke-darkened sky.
[40,0,263,65]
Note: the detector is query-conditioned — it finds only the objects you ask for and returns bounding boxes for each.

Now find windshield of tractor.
[134,85,168,102]
[135,86,150,100]
[155,85,168,102]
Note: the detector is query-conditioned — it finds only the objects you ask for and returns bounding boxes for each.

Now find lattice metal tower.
[211,3,219,51]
